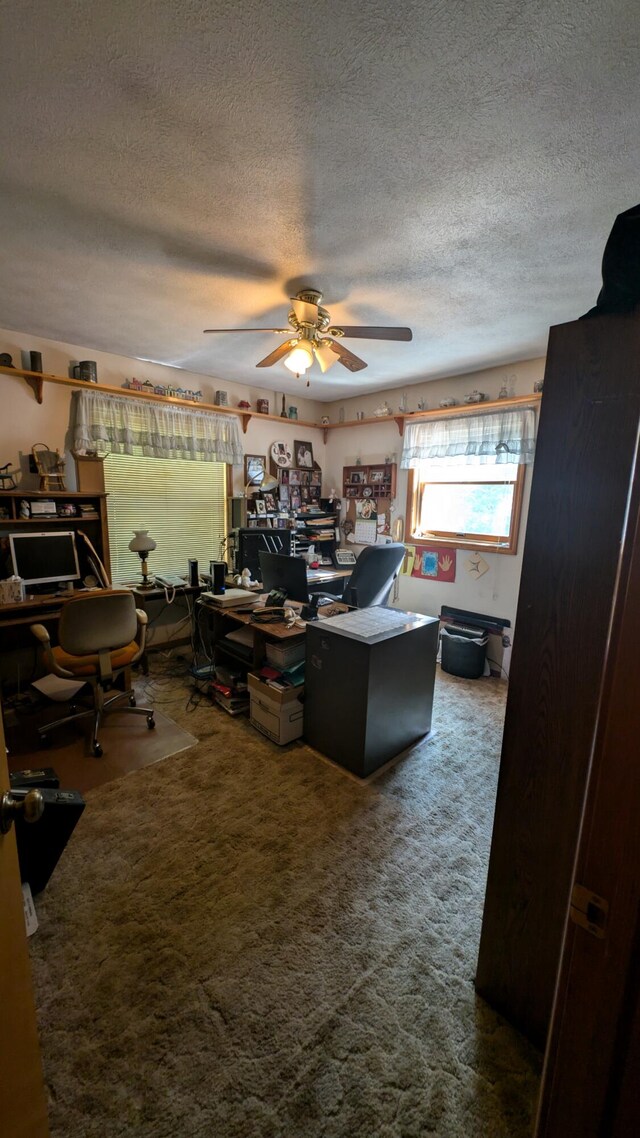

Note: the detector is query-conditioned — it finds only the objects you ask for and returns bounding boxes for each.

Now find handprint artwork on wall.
[410,546,457,582]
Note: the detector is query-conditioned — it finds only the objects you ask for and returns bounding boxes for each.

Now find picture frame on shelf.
[290,488,301,510]
[300,470,310,485]
[289,469,301,485]
[279,469,289,485]
[244,454,266,485]
[263,492,276,512]
[278,484,290,506]
[300,486,309,502]
[346,487,359,498]
[349,471,365,484]
[294,440,314,468]
[369,469,385,483]
[255,499,267,516]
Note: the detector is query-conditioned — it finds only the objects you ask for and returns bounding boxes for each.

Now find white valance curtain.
[72,390,243,465]
[400,408,536,468]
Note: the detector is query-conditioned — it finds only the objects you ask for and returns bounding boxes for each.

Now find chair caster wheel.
[146,716,155,730]
[129,695,136,707]
[92,742,103,758]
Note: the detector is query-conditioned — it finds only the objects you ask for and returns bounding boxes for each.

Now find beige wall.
[1,326,545,648]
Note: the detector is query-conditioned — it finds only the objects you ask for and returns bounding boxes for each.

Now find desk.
[130,583,204,673]
[196,595,348,673]
[0,588,104,630]
[307,566,352,595]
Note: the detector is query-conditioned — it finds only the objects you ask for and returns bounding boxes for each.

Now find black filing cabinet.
[304,608,438,777]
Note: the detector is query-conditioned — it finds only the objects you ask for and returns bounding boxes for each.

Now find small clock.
[270,441,292,468]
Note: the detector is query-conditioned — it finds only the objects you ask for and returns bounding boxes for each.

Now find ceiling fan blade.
[327,325,413,341]
[326,338,368,373]
[313,340,340,373]
[255,340,298,368]
[291,297,319,326]
[203,327,290,334]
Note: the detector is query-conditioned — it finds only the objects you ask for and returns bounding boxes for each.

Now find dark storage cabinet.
[304,610,438,777]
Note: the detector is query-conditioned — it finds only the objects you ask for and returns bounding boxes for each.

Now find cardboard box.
[248,673,304,745]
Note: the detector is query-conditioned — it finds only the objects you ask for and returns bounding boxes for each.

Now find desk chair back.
[59,591,138,656]
[343,543,406,608]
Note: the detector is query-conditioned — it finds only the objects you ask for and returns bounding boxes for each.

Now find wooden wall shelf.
[1,364,541,440]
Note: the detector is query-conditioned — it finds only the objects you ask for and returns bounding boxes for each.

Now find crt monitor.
[258,551,309,604]
[9,531,81,587]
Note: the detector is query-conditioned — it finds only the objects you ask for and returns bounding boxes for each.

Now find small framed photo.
[263,492,276,512]
[300,470,310,485]
[280,469,289,485]
[294,440,314,468]
[277,517,289,529]
[290,488,301,510]
[289,468,301,485]
[349,470,365,484]
[254,498,267,516]
[278,484,290,506]
[369,469,384,483]
[346,487,359,498]
[300,486,309,502]
[244,454,266,486]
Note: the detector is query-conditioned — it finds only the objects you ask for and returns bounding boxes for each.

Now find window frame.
[405,463,526,555]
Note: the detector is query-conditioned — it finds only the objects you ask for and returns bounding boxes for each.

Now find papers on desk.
[320,606,429,644]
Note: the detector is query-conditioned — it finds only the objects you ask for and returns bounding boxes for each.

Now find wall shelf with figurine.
[1,360,541,440]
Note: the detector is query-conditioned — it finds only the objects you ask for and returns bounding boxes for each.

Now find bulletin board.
[345,495,392,543]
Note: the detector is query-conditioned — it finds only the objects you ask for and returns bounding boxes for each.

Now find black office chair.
[324,543,406,609]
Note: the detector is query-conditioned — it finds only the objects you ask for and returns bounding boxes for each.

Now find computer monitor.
[258,551,309,604]
[9,531,81,587]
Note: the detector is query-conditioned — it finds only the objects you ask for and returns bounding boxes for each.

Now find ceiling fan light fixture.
[284,340,314,375]
[313,339,339,373]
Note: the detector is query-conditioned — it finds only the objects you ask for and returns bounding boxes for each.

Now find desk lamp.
[128,529,156,587]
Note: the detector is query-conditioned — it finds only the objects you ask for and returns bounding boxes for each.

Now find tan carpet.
[29,664,541,1137]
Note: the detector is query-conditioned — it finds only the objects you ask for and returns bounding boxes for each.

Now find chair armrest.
[30,623,51,645]
[29,622,75,678]
[128,607,148,666]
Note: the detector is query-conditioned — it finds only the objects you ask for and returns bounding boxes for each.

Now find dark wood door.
[475,314,640,1047]
[535,428,640,1136]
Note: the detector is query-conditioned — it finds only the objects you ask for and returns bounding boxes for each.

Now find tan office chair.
[31,591,155,757]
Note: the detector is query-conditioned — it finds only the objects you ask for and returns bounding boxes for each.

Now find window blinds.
[104,454,227,583]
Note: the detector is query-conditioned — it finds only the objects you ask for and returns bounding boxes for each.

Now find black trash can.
[440,624,488,679]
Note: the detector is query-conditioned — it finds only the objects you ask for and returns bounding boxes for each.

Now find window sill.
[408,535,517,555]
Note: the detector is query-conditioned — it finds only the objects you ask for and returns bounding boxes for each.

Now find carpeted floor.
[29,661,541,1137]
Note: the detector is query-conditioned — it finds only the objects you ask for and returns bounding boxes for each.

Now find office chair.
[323,542,406,608]
[30,591,155,757]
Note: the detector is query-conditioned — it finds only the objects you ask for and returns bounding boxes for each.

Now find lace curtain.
[72,390,243,465]
[400,408,536,468]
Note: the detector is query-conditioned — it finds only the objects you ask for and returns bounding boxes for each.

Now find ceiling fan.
[203,288,412,384]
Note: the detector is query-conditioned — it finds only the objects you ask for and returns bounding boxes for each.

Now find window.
[406,461,525,554]
[104,454,227,583]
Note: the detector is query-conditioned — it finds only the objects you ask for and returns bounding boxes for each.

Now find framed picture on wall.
[244,454,266,485]
[294,440,314,468]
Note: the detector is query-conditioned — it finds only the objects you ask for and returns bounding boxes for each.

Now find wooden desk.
[130,583,204,673]
[0,589,94,630]
[196,595,348,672]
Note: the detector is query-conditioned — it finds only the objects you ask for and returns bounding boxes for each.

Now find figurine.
[0,461,17,489]
[321,415,330,426]
[417,397,427,411]
[439,397,457,408]
[464,390,488,404]
[534,379,544,393]
[373,401,392,417]
[498,383,509,399]
[237,400,251,410]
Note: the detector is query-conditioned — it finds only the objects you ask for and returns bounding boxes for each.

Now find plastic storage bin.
[440,624,488,679]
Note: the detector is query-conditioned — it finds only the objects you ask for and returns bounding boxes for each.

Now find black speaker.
[188,559,199,586]
[13,787,85,894]
[211,561,226,595]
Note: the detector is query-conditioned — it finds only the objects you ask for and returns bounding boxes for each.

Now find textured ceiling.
[0,0,638,401]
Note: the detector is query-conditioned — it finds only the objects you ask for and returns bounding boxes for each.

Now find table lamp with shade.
[128,529,156,587]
